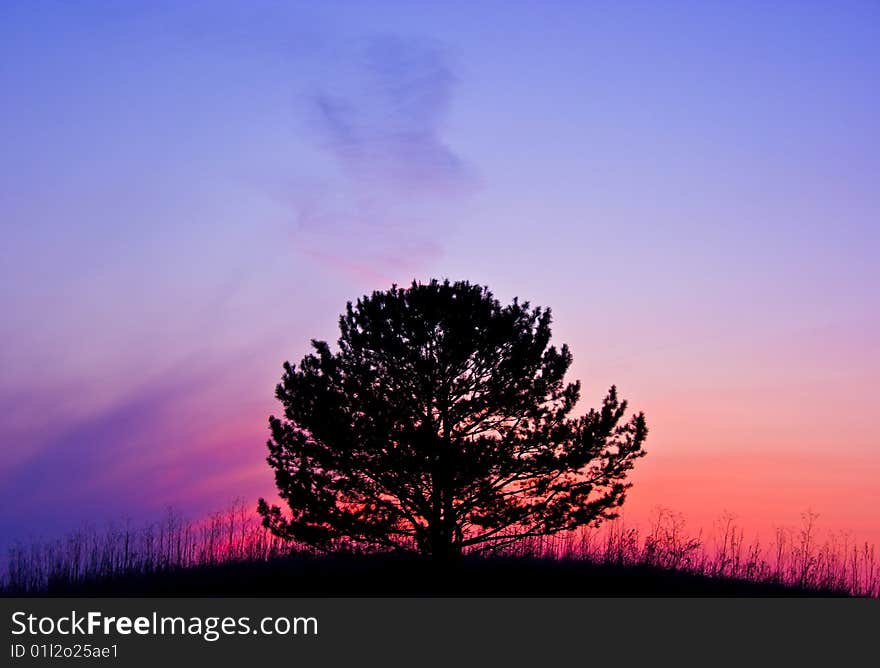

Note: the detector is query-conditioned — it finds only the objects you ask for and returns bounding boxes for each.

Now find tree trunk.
[429,526,460,566]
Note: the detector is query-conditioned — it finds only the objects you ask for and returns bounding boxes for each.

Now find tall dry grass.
[1,499,288,593]
[499,508,879,597]
[2,503,877,596]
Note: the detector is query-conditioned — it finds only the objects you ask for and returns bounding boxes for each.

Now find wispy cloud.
[0,356,270,547]
[289,35,476,282]
[311,36,467,192]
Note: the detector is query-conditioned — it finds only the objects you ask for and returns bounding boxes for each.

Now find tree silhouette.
[258,279,647,561]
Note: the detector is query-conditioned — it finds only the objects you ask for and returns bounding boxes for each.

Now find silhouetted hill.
[6,554,847,597]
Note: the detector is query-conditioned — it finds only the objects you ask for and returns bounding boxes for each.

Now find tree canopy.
[258,279,647,560]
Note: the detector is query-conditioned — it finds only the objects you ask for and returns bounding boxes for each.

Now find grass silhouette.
[3,501,877,597]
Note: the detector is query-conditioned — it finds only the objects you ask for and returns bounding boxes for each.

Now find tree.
[258,279,647,561]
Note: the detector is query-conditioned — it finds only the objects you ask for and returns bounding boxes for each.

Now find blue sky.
[1,1,878,546]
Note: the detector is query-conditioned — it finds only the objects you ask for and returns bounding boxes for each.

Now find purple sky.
[1,1,878,549]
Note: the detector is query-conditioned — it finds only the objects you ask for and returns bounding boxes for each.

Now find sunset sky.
[1,1,878,550]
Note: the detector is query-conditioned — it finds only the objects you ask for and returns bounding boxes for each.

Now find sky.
[1,1,878,550]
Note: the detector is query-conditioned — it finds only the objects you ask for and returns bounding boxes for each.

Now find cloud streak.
[289,35,475,282]
[312,36,467,192]
[0,357,271,548]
